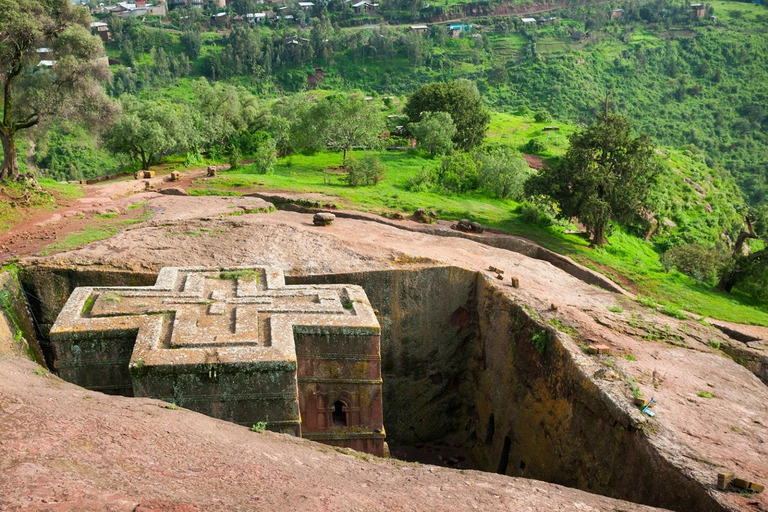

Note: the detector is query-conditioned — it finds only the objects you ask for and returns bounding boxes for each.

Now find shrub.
[345,156,385,187]
[434,153,479,193]
[228,144,241,171]
[404,166,435,192]
[475,146,530,200]
[661,243,729,284]
[518,201,554,227]
[252,137,277,175]
[522,138,546,153]
[534,109,552,123]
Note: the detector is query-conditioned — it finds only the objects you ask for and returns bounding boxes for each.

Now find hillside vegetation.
[2,0,767,324]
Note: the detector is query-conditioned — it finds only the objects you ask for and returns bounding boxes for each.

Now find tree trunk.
[0,132,19,182]
[718,217,759,293]
[342,148,348,166]
[591,224,606,247]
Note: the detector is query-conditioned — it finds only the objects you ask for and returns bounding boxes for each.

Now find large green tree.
[104,97,197,170]
[526,105,658,246]
[0,0,115,181]
[404,80,490,151]
[303,95,384,165]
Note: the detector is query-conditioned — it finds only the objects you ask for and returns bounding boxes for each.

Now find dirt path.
[0,169,207,262]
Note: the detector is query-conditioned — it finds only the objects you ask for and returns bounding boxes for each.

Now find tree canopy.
[526,105,658,246]
[404,80,490,151]
[302,95,383,165]
[409,111,456,156]
[0,0,115,181]
[103,97,197,170]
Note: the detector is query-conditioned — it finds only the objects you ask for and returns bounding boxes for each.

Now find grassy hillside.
[185,110,765,324]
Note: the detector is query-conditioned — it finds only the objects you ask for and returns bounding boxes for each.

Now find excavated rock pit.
[1,194,766,512]
[8,261,744,512]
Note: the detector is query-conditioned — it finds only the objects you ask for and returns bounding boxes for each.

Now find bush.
[345,156,385,187]
[434,153,479,193]
[404,166,435,192]
[661,243,729,284]
[475,146,530,200]
[534,109,552,123]
[518,201,554,227]
[228,144,241,171]
[522,138,546,153]
[252,137,277,175]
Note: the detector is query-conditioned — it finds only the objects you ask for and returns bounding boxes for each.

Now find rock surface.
[0,356,667,512]
[313,212,336,226]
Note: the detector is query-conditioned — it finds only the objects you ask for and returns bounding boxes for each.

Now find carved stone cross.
[50,267,385,455]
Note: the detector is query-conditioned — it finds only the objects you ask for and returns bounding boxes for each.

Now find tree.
[180,30,201,60]
[0,0,116,181]
[303,95,383,165]
[409,111,456,156]
[525,102,658,246]
[104,97,197,170]
[717,208,768,294]
[475,146,529,200]
[253,136,277,174]
[404,80,490,151]
[192,78,264,152]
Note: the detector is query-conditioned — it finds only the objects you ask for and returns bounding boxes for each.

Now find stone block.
[587,344,611,355]
[50,266,384,455]
[135,170,155,179]
[170,171,181,181]
[732,478,764,493]
[313,212,336,226]
[717,472,734,490]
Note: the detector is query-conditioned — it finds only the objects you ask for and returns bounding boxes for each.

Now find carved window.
[332,400,347,427]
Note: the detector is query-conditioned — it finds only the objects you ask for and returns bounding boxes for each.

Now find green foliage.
[532,330,550,354]
[526,107,659,246]
[0,0,115,180]
[345,155,385,187]
[251,421,268,433]
[607,305,623,313]
[435,152,478,193]
[104,96,198,170]
[661,244,730,284]
[35,122,122,181]
[180,30,201,60]
[228,144,241,171]
[252,136,277,175]
[534,110,552,123]
[660,304,688,320]
[409,111,456,156]
[475,145,529,200]
[404,80,490,151]
[219,269,260,282]
[697,391,714,399]
[517,202,554,227]
[302,95,384,165]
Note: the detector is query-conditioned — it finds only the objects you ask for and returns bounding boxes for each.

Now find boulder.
[454,219,484,233]
[413,208,437,224]
[159,187,190,196]
[313,212,336,226]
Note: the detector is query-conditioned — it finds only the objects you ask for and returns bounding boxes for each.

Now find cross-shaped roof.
[51,267,380,374]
